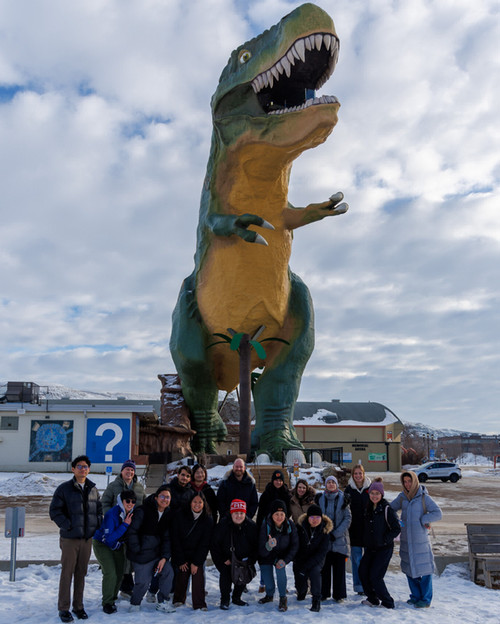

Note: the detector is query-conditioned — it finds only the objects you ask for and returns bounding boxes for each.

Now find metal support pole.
[9,508,18,582]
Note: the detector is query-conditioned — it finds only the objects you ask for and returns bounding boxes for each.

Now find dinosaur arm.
[207,213,275,245]
[283,191,348,230]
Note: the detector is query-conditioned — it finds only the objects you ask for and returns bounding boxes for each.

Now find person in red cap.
[211,499,258,610]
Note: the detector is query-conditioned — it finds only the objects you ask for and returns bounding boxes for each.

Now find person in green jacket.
[101,460,146,597]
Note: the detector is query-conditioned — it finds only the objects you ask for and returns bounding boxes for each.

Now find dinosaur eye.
[239,49,252,64]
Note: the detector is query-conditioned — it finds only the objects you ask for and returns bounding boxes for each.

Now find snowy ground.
[1,559,499,624]
[1,465,500,623]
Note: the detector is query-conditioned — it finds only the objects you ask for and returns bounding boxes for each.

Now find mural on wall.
[86,418,131,464]
[29,420,73,462]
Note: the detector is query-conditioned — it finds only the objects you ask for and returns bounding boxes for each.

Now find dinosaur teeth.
[281,55,291,77]
[294,39,306,62]
[250,31,340,101]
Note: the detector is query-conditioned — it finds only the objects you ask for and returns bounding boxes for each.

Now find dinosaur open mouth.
[251,33,339,115]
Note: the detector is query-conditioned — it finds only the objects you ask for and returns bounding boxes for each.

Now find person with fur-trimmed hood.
[290,478,316,524]
[390,470,442,608]
[293,504,333,613]
[344,464,371,594]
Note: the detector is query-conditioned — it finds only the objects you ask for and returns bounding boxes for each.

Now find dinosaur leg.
[170,275,227,454]
[251,272,314,459]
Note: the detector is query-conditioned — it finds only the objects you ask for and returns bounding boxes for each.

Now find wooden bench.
[465,523,500,589]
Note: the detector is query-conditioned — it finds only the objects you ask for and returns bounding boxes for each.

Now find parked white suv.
[413,461,462,483]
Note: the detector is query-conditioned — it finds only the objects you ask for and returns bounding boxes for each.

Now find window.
[1,416,19,430]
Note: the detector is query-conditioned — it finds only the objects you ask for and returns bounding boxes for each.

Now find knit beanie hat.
[325,475,338,487]
[121,459,136,472]
[307,504,322,518]
[368,480,384,496]
[270,499,287,515]
[272,469,285,482]
[230,499,247,514]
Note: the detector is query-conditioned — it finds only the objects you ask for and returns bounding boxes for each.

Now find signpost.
[4,507,25,581]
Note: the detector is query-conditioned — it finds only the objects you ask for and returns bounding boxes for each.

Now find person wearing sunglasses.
[50,455,102,623]
[93,490,137,614]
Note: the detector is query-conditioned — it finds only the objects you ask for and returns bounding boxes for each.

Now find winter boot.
[310,597,321,612]
[278,596,288,612]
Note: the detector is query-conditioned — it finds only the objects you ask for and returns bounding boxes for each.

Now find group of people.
[49,455,442,621]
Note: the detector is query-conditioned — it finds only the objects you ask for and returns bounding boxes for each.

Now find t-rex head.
[211,3,340,155]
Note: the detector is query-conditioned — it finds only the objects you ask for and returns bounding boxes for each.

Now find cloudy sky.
[1,0,499,433]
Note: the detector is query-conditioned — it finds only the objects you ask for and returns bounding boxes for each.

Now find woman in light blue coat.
[390,470,442,608]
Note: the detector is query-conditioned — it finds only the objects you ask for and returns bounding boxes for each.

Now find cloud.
[1,0,499,433]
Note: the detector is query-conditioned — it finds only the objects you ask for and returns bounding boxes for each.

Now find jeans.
[130,559,174,606]
[260,563,288,598]
[407,574,433,605]
[350,546,364,593]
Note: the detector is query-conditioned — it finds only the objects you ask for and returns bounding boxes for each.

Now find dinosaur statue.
[170,3,348,457]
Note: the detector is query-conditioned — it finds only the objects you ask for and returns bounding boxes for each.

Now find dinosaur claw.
[254,233,269,246]
[329,191,344,203]
[332,202,348,214]
[260,219,275,230]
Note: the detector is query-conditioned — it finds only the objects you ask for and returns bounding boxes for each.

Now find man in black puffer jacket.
[50,455,102,623]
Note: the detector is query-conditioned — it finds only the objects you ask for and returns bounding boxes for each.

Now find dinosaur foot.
[252,430,304,461]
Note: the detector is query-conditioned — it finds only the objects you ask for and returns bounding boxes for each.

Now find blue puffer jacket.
[93,495,131,550]
[390,474,442,577]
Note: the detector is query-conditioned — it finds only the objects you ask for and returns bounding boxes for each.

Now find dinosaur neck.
[213,139,296,221]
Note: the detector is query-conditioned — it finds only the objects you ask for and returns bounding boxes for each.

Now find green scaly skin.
[170,3,348,457]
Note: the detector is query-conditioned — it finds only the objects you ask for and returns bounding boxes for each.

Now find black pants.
[358,545,394,608]
[293,563,322,599]
[321,551,346,600]
[217,564,244,603]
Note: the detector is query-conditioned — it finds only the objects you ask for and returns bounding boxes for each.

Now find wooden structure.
[465,523,500,589]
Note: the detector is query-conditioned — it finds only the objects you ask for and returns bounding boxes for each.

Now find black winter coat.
[126,494,172,564]
[211,516,258,571]
[258,515,298,565]
[256,482,291,528]
[344,482,370,547]
[168,476,195,512]
[362,499,401,551]
[192,482,218,522]
[217,471,258,519]
[171,507,213,568]
[49,477,102,540]
[294,513,333,573]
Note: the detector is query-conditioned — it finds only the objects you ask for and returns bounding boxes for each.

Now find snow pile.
[0,472,63,496]
[457,453,494,466]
